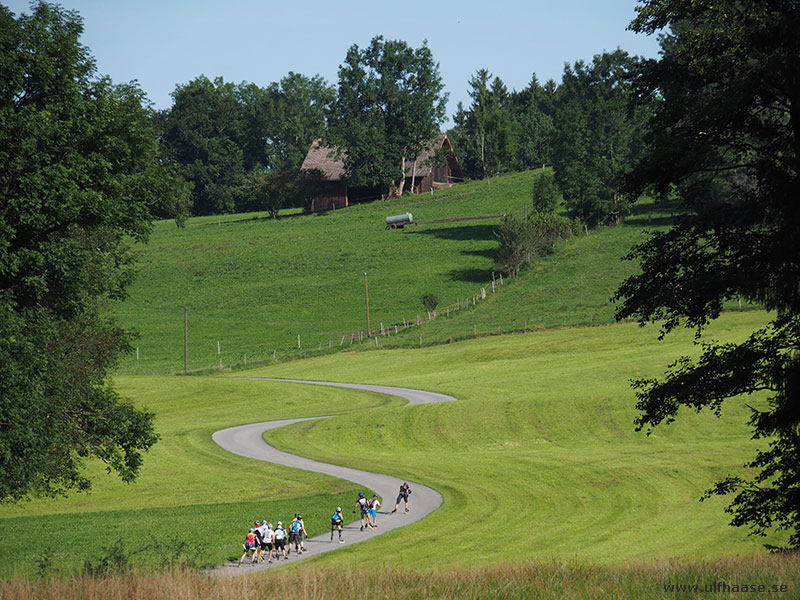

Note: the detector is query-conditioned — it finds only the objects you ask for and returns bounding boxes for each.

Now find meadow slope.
[112,170,679,375]
[0,312,784,578]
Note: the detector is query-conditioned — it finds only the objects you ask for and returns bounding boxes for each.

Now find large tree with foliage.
[159,76,247,216]
[328,36,447,197]
[551,50,646,226]
[451,70,521,179]
[615,0,800,546]
[0,2,159,502]
[510,75,556,171]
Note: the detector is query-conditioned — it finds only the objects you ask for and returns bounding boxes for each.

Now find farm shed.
[298,134,463,212]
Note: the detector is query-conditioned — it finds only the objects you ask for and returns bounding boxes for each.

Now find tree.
[494,213,573,277]
[494,215,534,277]
[421,293,440,313]
[510,75,556,171]
[551,50,646,226]
[451,70,520,179]
[265,73,335,173]
[328,36,447,197]
[615,0,800,547]
[531,170,560,214]
[0,2,159,502]
[159,76,247,215]
[237,72,334,174]
[244,168,298,219]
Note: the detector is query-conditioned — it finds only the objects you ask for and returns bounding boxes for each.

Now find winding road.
[210,378,457,574]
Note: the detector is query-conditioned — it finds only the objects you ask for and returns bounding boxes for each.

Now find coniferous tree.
[551,50,646,226]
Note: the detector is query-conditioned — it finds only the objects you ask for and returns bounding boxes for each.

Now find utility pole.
[364,272,371,337]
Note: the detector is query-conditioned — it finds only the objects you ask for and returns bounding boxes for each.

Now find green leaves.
[0,2,161,501]
[618,0,800,547]
[328,36,447,194]
[551,50,645,227]
[494,211,573,277]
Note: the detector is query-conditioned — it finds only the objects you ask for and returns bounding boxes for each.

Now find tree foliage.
[159,76,247,216]
[616,0,800,546]
[450,72,557,180]
[328,36,447,197]
[531,170,560,214]
[551,49,646,227]
[0,1,159,501]
[159,72,333,217]
[451,70,531,179]
[494,213,573,277]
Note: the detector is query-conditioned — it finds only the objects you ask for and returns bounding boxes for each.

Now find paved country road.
[210,378,457,575]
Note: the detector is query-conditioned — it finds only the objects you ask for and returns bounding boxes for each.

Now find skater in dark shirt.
[353,491,372,530]
[392,482,412,513]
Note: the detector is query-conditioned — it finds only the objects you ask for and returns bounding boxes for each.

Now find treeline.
[449,48,648,227]
[155,73,334,222]
[155,42,648,228]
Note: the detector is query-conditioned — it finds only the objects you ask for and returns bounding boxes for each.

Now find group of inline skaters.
[238,482,412,567]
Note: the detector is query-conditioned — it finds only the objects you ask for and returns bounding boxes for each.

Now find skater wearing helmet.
[391,482,412,513]
[258,521,274,563]
[273,521,288,560]
[238,528,259,566]
[330,506,345,543]
[289,514,306,555]
[256,520,269,562]
[353,491,372,530]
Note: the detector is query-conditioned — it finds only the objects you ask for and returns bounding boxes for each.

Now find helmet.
[277,521,282,526]
[254,520,260,525]
[268,523,273,529]
[250,528,255,532]
[359,492,364,497]
[297,515,302,520]
[336,506,342,512]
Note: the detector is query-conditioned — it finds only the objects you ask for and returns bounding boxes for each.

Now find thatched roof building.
[299,134,463,212]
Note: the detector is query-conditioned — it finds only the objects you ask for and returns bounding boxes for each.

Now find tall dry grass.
[2,554,797,600]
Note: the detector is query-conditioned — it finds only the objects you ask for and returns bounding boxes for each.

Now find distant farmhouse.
[299,133,463,212]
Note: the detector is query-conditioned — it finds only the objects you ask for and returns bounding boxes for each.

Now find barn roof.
[299,141,348,181]
[299,134,454,182]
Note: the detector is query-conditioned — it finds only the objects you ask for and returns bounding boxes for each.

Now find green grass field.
[2,171,786,597]
[112,170,681,375]
[0,378,390,576]
[0,311,784,579]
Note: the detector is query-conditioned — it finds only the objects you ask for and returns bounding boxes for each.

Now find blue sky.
[6,0,662,123]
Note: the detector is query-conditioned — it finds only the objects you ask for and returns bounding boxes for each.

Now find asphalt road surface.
[210,378,456,575]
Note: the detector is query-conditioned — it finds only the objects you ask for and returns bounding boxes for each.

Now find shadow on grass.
[447,267,496,284]
[405,224,498,242]
[624,197,682,227]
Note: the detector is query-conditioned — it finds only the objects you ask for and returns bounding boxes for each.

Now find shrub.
[421,293,440,313]
[495,213,573,276]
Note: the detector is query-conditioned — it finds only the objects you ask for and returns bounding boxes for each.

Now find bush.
[495,213,573,276]
[421,293,440,313]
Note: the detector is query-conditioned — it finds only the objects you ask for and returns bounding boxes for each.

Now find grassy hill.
[1,172,785,596]
[0,312,785,579]
[112,170,677,375]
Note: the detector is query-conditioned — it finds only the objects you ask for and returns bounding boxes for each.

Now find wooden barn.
[298,134,463,212]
